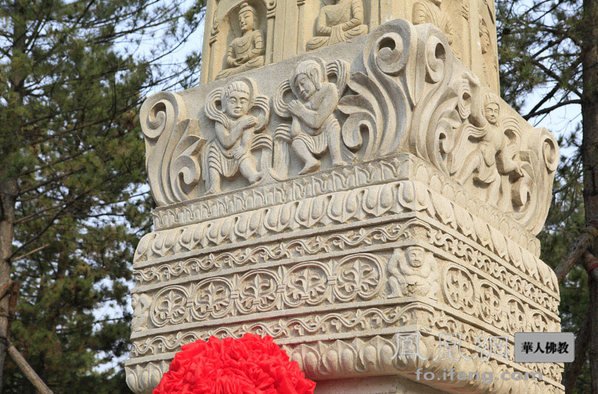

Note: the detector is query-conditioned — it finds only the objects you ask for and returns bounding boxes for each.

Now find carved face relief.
[296,74,317,101]
[225,90,250,119]
[239,9,255,33]
[132,293,152,331]
[484,103,499,125]
[406,246,425,268]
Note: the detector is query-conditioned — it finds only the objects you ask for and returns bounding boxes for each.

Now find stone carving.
[479,16,491,54]
[412,0,457,58]
[274,58,350,176]
[142,253,385,328]
[387,246,439,299]
[201,0,501,92]
[147,155,542,258]
[134,220,413,285]
[478,0,499,91]
[336,20,558,234]
[140,92,205,206]
[140,20,558,235]
[132,218,559,315]
[131,17,563,394]
[131,305,427,358]
[452,93,524,205]
[131,294,152,332]
[204,78,271,193]
[217,2,265,79]
[306,0,368,51]
[126,361,171,394]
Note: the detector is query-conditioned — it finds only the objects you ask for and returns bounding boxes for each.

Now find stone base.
[315,376,444,394]
[126,154,563,394]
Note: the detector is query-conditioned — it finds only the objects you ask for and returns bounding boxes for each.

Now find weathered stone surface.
[201,0,499,92]
[127,17,562,394]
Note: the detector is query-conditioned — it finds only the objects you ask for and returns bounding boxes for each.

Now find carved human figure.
[479,17,491,55]
[287,60,347,174]
[454,94,523,204]
[131,294,152,331]
[306,0,368,51]
[387,246,439,299]
[217,2,265,79]
[413,0,458,57]
[205,80,265,194]
[479,16,498,91]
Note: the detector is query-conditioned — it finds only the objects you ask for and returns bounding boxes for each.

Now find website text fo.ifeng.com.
[414,368,543,385]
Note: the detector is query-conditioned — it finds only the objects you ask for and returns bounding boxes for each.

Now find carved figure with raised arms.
[387,246,440,299]
[204,79,270,194]
[287,59,347,174]
[455,93,523,205]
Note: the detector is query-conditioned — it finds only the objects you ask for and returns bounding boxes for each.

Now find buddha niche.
[217,2,265,79]
[306,0,368,51]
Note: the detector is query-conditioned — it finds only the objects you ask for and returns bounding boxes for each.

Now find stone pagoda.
[126,1,563,392]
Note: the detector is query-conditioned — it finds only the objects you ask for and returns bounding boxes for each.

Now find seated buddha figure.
[306,0,368,51]
[217,2,265,79]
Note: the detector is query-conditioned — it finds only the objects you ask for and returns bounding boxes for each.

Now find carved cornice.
[141,19,558,235]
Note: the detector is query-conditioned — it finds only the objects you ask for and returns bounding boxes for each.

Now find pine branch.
[525,99,582,120]
[554,225,598,282]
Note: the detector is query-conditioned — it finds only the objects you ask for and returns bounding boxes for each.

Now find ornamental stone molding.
[128,17,562,394]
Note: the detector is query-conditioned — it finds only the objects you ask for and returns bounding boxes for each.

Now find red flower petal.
[154,334,316,394]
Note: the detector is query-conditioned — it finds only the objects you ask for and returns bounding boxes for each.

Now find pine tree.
[0,0,205,391]
[497,0,598,391]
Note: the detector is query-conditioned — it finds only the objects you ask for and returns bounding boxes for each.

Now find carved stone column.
[128,18,562,394]
[200,0,499,92]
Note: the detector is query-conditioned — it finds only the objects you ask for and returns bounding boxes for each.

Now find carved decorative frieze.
[127,328,564,393]
[133,220,559,320]
[143,19,557,236]
[201,0,501,91]
[130,16,562,394]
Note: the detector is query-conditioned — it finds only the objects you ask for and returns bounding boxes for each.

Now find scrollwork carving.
[192,278,233,320]
[336,20,558,234]
[285,263,330,307]
[444,265,476,314]
[140,92,205,206]
[441,263,557,335]
[334,254,383,301]
[135,220,414,285]
[150,285,190,328]
[237,269,280,313]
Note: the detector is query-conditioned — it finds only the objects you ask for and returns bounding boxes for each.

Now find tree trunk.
[564,306,590,391]
[0,179,16,392]
[590,275,598,394]
[582,0,598,391]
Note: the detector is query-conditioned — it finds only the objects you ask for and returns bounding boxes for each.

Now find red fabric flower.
[153,333,316,394]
